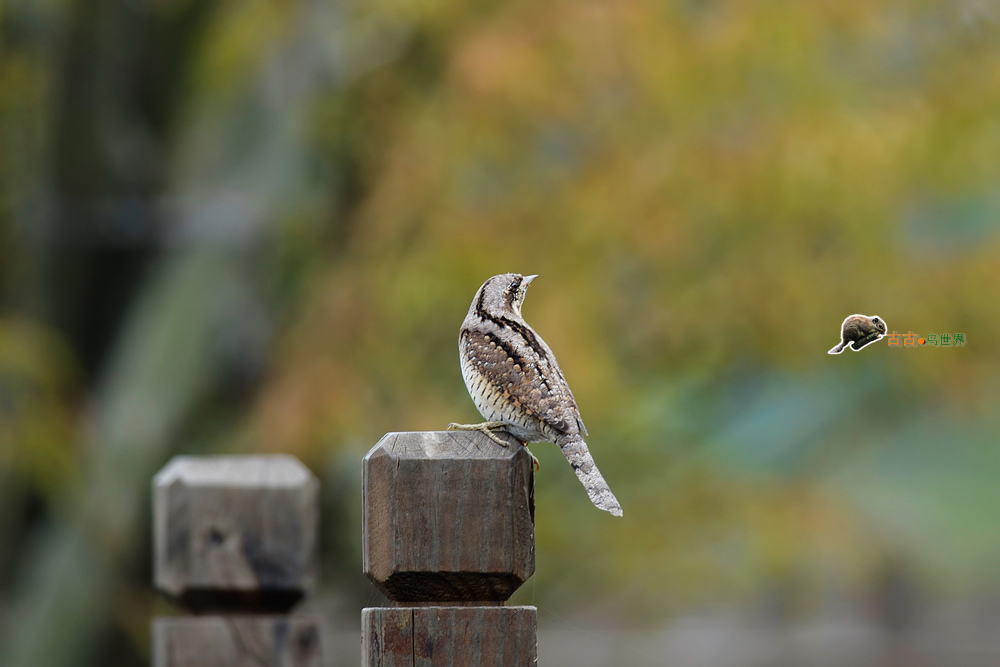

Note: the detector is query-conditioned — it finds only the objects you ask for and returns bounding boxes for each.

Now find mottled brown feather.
[455,273,621,516]
[460,329,578,438]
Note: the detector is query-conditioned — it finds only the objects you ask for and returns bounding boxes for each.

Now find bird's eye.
[507,280,520,293]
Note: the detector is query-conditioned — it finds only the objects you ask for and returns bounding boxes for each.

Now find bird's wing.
[530,333,588,436]
[461,327,582,437]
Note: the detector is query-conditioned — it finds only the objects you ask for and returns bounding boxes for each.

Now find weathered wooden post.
[362,431,537,665]
[151,455,322,667]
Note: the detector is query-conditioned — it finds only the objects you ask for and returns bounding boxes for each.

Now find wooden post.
[151,455,322,667]
[362,431,538,666]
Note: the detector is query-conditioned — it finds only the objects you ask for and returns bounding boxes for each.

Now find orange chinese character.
[903,331,917,346]
[886,331,902,347]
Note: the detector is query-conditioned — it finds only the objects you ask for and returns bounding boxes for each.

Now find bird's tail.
[555,434,623,517]
[828,340,847,354]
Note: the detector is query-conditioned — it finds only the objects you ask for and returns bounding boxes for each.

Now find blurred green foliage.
[1,0,999,665]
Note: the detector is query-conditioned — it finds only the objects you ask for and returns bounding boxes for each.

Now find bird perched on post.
[829,314,887,354]
[448,273,623,517]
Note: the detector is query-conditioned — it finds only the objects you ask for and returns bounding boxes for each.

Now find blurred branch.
[3,250,233,667]
[2,0,358,662]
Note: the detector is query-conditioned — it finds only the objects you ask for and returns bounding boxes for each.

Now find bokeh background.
[2,0,999,665]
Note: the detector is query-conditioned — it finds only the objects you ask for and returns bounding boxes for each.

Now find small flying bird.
[829,314,887,354]
[448,273,623,517]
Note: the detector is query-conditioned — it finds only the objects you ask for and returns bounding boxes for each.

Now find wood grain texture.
[363,606,537,667]
[362,607,414,667]
[153,455,319,612]
[363,431,535,603]
[153,616,322,667]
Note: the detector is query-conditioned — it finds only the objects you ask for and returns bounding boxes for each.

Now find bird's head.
[473,273,538,319]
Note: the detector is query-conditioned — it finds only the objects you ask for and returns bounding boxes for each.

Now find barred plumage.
[449,273,623,517]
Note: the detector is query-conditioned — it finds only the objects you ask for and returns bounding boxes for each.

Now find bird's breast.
[459,345,547,443]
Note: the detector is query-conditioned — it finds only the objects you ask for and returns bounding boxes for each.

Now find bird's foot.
[447,421,511,447]
[523,445,540,472]
[446,422,539,470]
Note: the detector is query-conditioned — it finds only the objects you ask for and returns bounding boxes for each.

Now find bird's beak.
[522,274,538,286]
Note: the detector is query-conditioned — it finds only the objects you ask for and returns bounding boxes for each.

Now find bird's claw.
[447,421,511,447]
[526,447,540,472]
[447,422,539,470]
